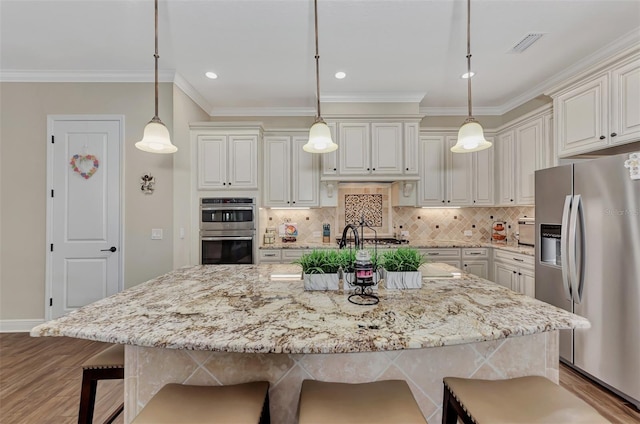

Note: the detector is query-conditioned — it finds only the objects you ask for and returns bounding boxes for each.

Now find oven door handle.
[200,206,254,211]
[201,236,253,241]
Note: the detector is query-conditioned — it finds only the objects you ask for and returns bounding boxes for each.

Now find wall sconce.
[141,174,155,194]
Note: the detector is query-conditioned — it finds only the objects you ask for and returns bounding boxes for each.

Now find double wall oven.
[200,198,255,264]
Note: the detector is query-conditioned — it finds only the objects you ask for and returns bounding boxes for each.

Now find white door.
[47,116,122,319]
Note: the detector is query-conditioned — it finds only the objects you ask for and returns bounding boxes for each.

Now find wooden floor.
[1,333,639,424]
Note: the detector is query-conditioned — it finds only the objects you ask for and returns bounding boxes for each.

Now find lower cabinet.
[492,250,535,297]
[258,249,310,264]
[418,248,461,269]
[461,248,490,279]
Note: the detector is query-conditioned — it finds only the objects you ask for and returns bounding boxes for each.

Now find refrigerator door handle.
[569,194,586,304]
[561,195,573,301]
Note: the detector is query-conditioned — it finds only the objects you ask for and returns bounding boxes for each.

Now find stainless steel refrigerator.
[535,152,640,408]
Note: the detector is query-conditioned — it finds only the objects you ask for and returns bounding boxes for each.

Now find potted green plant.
[294,249,342,290]
[380,247,426,289]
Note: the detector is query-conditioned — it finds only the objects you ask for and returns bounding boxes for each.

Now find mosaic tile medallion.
[345,194,383,227]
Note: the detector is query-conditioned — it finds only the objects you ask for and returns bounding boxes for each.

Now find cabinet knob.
[223,182,226,185]
[599,135,606,140]
[611,132,617,137]
[292,201,296,204]
[372,168,376,171]
[464,264,467,267]
[447,200,450,203]
[406,168,409,171]
[333,168,337,171]
[473,200,476,203]
[518,272,522,276]
[510,199,514,202]
[442,200,445,203]
[513,271,517,274]
[287,201,290,204]
[367,168,370,171]
[228,182,231,185]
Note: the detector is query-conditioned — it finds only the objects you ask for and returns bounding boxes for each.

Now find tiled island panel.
[125,331,558,424]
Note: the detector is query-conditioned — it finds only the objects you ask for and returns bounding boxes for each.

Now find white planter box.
[303,273,339,291]
[384,271,422,289]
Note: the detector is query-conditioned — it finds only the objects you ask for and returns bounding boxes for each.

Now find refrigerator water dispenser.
[540,224,562,266]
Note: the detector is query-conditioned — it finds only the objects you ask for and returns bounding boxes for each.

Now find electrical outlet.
[464,230,472,237]
[313,231,321,238]
[400,230,409,237]
[151,229,163,240]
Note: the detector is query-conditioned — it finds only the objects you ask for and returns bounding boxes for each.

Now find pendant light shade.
[451,0,491,154]
[303,0,338,154]
[136,0,177,154]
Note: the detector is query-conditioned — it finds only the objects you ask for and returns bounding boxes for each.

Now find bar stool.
[78,344,125,424]
[298,379,428,423]
[131,382,270,424]
[442,376,609,423]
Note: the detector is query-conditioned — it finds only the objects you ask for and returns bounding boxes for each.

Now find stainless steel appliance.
[535,153,640,408]
[200,198,255,264]
[517,217,535,246]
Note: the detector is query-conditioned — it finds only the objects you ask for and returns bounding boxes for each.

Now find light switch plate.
[151,229,163,240]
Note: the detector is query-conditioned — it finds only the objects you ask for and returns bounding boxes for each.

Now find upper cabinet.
[550,51,639,157]
[495,109,551,206]
[418,134,494,207]
[194,127,260,190]
[322,119,421,181]
[263,135,319,208]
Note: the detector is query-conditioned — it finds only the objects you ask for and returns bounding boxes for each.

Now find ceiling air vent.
[508,33,544,53]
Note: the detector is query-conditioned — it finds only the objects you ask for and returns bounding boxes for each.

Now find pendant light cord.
[466,0,473,119]
[314,0,322,122]
[153,0,160,120]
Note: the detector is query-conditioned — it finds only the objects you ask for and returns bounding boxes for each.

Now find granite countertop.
[31,263,587,354]
[261,240,535,256]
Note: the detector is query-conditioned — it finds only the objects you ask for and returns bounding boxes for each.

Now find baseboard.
[0,319,45,333]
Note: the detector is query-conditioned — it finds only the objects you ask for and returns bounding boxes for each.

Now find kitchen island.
[31,263,588,423]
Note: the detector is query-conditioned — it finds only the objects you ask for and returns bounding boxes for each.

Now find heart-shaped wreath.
[70,154,100,179]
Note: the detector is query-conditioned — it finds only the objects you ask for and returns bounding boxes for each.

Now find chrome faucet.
[339,223,361,249]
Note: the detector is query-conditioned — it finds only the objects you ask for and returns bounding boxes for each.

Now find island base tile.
[124,331,559,424]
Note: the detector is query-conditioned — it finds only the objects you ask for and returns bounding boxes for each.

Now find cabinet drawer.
[281,249,312,262]
[493,249,533,267]
[419,248,461,259]
[259,250,282,262]
[462,248,489,259]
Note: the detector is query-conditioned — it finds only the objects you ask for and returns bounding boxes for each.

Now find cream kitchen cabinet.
[263,135,319,208]
[258,248,311,264]
[195,132,258,190]
[328,120,420,179]
[462,248,490,280]
[552,52,639,157]
[496,111,549,206]
[492,250,535,297]
[320,122,338,176]
[418,135,493,207]
[418,248,461,269]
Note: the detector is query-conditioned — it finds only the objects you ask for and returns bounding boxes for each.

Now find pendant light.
[303,0,338,154]
[451,0,491,153]
[135,0,178,154]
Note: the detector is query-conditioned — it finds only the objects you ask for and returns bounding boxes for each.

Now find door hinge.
[50,243,53,252]
[49,298,53,307]
[51,189,54,198]
[51,135,54,144]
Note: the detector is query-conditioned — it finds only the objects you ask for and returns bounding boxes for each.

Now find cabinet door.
[292,136,319,207]
[493,261,517,290]
[263,136,291,207]
[198,135,227,189]
[610,59,640,145]
[519,267,536,298]
[555,75,609,157]
[473,137,494,206]
[463,260,489,279]
[446,136,473,206]
[339,123,370,175]
[371,123,403,175]
[496,131,515,205]
[418,136,446,206]
[228,135,258,188]
[404,123,420,175]
[321,122,339,175]
[515,118,543,205]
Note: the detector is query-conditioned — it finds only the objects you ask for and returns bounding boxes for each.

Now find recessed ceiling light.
[461,72,475,79]
[335,71,346,79]
[205,72,218,79]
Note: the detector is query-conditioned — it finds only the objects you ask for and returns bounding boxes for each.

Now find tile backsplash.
[259,205,534,245]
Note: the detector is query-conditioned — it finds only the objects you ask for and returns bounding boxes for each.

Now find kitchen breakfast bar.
[31,263,589,423]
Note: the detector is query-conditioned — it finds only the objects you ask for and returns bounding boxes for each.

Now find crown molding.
[0,69,175,83]
[419,106,504,116]
[173,73,212,114]
[322,92,425,103]
[210,107,316,117]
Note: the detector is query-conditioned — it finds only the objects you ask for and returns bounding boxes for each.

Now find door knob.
[101,246,117,252]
